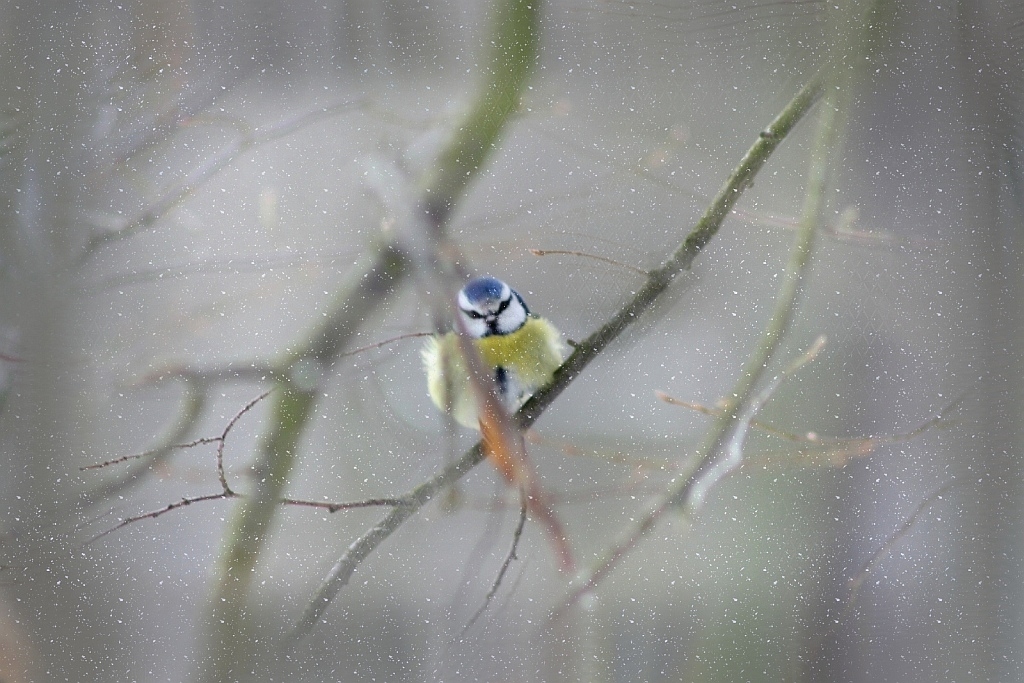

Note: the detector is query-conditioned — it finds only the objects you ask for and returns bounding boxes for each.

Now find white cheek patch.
[457,289,473,311]
[496,300,527,335]
[460,313,488,339]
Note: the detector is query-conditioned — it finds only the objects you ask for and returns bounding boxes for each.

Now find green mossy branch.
[205,0,544,674]
[200,244,411,682]
[420,0,541,227]
[519,71,825,426]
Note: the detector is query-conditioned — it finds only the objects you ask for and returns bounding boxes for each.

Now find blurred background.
[1,0,1022,681]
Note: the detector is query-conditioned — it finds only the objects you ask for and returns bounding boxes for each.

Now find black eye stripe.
[461,296,511,320]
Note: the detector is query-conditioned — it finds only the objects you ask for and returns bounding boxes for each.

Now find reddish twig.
[83,390,406,545]
[86,492,238,544]
[528,248,649,277]
[280,497,408,512]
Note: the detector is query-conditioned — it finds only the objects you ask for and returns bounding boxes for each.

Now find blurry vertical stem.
[289,0,543,642]
[420,0,540,229]
[199,243,410,683]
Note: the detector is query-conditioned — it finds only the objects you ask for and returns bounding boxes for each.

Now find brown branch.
[80,390,271,477]
[80,382,209,506]
[79,436,220,471]
[85,491,411,546]
[280,497,408,512]
[86,492,237,545]
[215,391,273,493]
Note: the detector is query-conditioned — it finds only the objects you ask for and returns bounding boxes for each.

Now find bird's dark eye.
[494,297,511,315]
[464,310,484,319]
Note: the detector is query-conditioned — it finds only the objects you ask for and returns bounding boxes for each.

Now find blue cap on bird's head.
[461,276,507,305]
[457,276,530,338]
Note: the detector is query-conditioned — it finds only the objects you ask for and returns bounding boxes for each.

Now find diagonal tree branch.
[290,68,826,643]
[550,0,873,620]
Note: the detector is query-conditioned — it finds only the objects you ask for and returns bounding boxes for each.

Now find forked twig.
[84,390,406,545]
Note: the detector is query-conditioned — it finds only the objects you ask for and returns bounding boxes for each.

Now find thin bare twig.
[80,382,208,506]
[80,390,271,475]
[528,249,649,277]
[280,497,408,512]
[803,481,955,668]
[216,391,273,492]
[86,492,237,545]
[83,98,367,259]
[84,390,406,545]
[79,437,220,470]
[461,496,530,636]
[657,391,965,468]
[848,483,955,605]
[85,492,409,546]
[338,332,434,358]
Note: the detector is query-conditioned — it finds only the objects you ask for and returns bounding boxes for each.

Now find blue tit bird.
[423,276,566,429]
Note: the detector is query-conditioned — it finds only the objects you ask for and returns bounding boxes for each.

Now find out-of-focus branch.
[419,0,540,229]
[658,391,964,469]
[551,1,871,619]
[82,98,366,260]
[290,0,546,644]
[801,481,955,677]
[199,243,411,683]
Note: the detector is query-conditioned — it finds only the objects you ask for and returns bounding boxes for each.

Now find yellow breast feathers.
[423,316,565,428]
